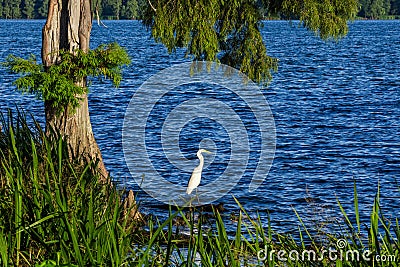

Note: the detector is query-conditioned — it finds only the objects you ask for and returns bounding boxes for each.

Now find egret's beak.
[203,150,212,154]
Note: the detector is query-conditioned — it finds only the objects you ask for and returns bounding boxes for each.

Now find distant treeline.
[0,0,146,20]
[0,0,399,20]
[358,0,400,19]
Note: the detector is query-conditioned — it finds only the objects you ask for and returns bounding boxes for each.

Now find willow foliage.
[279,0,359,39]
[143,0,359,85]
[4,43,130,114]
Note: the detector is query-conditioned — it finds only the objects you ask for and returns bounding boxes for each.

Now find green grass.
[0,109,141,266]
[0,109,399,266]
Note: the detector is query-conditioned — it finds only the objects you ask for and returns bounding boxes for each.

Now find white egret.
[186,149,212,195]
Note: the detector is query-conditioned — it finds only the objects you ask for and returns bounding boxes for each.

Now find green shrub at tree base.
[3,43,130,115]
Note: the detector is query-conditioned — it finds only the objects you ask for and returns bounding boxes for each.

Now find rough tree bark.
[42,0,108,182]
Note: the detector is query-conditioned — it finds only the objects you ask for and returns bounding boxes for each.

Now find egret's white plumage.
[186,149,211,195]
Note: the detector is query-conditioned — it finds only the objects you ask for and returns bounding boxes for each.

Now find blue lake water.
[0,20,399,232]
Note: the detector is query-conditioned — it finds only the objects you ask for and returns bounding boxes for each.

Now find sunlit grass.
[0,109,141,266]
[0,109,398,266]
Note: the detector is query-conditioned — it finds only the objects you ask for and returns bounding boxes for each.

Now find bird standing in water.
[186,149,212,195]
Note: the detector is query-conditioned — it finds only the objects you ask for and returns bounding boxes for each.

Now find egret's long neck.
[197,152,204,169]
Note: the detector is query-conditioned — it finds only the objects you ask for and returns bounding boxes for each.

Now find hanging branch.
[148,0,157,12]
[95,4,108,28]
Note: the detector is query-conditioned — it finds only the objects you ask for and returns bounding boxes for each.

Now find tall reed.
[0,109,139,266]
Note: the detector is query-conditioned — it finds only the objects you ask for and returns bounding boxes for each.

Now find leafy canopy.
[143,0,359,85]
[4,43,131,114]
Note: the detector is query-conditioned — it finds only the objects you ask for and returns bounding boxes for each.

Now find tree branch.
[148,0,157,12]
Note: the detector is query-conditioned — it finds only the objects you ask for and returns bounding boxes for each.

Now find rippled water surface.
[1,20,399,231]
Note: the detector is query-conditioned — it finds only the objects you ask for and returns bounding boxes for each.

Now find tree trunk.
[42,0,108,182]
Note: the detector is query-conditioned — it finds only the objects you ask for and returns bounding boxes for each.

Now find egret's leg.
[196,188,200,204]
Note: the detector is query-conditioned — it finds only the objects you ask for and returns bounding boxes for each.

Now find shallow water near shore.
[0,19,399,233]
